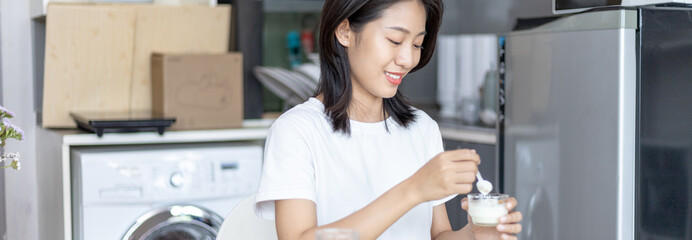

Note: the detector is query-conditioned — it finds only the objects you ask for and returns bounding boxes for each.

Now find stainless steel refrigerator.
[499,7,692,240]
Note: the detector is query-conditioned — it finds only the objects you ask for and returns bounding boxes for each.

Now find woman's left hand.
[461,197,523,240]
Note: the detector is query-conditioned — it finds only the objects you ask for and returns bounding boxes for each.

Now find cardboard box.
[42,4,231,128]
[152,53,243,130]
[128,4,231,112]
[43,4,136,128]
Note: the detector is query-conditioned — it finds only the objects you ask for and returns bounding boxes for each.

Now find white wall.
[0,0,39,239]
[0,3,5,237]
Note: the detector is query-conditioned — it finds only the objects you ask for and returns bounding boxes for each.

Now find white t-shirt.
[255,98,454,239]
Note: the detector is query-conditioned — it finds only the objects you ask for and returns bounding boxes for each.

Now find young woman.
[255,0,522,239]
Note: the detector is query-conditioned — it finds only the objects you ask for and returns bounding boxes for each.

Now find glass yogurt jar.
[467,193,509,227]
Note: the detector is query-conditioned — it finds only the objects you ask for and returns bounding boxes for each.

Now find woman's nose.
[394,46,416,70]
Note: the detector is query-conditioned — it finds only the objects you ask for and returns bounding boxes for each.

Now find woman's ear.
[335,19,352,47]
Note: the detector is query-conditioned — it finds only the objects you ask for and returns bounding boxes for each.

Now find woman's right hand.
[406,149,480,202]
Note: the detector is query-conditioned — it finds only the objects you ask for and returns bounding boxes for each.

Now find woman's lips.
[385,71,403,85]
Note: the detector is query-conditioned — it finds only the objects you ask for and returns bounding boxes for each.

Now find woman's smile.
[384,71,404,85]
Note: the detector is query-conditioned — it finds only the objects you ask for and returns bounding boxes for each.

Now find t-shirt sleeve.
[425,118,458,206]
[254,117,316,220]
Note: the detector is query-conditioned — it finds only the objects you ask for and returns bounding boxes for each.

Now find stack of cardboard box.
[42,3,243,130]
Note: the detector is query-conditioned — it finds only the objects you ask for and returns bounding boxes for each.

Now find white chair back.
[216,194,278,240]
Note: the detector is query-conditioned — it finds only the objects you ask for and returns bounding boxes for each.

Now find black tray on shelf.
[70,111,176,137]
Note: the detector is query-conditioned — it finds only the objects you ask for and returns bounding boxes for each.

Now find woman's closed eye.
[388,38,402,46]
[388,39,423,50]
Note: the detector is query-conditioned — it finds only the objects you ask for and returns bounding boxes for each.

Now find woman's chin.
[382,93,397,99]
[381,88,398,99]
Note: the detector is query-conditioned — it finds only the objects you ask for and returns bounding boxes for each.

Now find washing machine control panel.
[75,144,263,205]
[169,171,186,188]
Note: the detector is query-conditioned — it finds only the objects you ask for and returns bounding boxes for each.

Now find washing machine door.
[122,205,224,240]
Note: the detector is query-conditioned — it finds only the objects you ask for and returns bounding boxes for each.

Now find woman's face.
[337,0,427,101]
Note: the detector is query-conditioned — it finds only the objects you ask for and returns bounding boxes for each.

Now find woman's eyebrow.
[385,26,427,36]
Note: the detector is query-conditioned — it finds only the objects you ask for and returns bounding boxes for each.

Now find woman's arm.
[276,178,419,240]
[430,203,475,239]
[275,149,480,240]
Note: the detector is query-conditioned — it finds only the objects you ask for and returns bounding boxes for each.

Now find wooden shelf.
[55,119,273,146]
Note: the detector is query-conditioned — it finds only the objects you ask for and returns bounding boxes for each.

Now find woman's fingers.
[500,211,523,224]
[440,150,480,195]
[497,223,522,234]
[450,171,475,194]
[452,171,477,184]
[452,161,478,174]
[439,149,480,164]
[505,197,518,210]
[446,149,481,164]
[453,183,474,194]
[442,160,477,195]
[460,197,468,210]
[501,233,518,240]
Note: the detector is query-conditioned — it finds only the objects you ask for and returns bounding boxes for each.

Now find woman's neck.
[348,94,386,123]
[315,94,387,123]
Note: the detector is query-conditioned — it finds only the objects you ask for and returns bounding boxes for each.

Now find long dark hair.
[315,0,444,135]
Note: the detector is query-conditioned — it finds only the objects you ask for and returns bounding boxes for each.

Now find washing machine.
[70,143,263,240]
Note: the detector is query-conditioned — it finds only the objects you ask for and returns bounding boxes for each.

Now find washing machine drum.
[123,205,224,240]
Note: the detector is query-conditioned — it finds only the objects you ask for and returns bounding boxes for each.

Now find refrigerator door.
[502,9,637,240]
[554,0,692,14]
[638,7,692,240]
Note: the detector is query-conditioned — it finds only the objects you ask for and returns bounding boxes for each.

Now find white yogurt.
[476,180,493,195]
[467,193,509,227]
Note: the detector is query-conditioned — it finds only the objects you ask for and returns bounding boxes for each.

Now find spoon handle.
[476,172,484,181]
